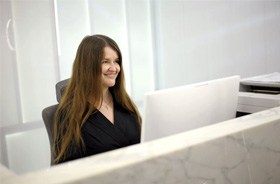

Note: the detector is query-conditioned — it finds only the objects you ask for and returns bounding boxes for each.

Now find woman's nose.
[108,63,117,71]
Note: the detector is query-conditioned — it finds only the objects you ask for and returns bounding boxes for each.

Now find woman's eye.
[102,60,108,64]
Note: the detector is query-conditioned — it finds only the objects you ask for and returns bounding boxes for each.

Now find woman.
[53,35,141,164]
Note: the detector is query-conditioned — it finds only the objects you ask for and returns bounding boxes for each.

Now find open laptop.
[141,75,240,142]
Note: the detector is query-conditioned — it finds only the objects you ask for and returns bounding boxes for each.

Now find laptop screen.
[141,75,240,142]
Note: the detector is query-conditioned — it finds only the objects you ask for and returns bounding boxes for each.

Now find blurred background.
[1,0,279,174]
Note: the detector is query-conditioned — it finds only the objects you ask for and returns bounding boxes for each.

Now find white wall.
[56,0,91,80]
[152,0,280,89]
[126,0,155,103]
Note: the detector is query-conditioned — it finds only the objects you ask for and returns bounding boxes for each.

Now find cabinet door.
[0,0,22,127]
[11,0,58,123]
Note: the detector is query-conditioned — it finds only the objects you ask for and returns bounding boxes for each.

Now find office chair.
[42,78,69,165]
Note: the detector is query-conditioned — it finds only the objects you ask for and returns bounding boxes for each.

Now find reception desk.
[1,106,280,184]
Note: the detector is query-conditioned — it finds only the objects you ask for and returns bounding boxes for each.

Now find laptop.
[141,75,240,142]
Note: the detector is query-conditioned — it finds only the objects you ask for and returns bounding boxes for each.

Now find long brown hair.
[53,35,141,163]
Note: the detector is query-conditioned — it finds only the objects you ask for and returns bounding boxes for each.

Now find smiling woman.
[52,35,142,164]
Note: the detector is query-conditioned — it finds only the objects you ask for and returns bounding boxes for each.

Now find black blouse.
[59,101,140,163]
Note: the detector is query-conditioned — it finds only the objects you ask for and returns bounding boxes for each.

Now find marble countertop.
[2,106,280,184]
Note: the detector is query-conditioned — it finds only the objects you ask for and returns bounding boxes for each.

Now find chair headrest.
[55,78,69,102]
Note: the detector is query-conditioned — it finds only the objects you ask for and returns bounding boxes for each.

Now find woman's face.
[101,46,120,89]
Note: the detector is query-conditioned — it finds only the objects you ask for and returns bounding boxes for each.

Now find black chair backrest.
[42,78,69,165]
[42,104,58,165]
